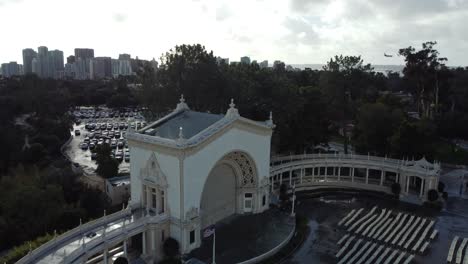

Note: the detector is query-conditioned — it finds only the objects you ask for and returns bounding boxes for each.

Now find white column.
[366,169,369,184]
[151,229,156,251]
[271,176,274,192]
[142,231,147,255]
[351,167,355,183]
[280,172,283,185]
[406,176,410,194]
[333,167,336,177]
[324,167,328,181]
[420,178,424,197]
[338,167,341,181]
[146,186,151,212]
[289,170,292,185]
[380,170,384,186]
[124,240,128,259]
[103,249,108,264]
[300,167,304,184]
[312,167,315,181]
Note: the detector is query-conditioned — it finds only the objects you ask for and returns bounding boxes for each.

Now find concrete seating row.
[337,233,349,246]
[339,209,356,226]
[411,220,434,253]
[398,217,421,247]
[345,208,364,227]
[369,210,392,239]
[448,236,460,263]
[392,215,415,245]
[336,235,355,258]
[380,213,401,241]
[385,214,408,243]
[362,209,387,237]
[348,207,377,232]
[337,238,362,264]
[456,238,467,264]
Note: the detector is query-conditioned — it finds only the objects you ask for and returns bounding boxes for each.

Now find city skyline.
[1,0,468,66]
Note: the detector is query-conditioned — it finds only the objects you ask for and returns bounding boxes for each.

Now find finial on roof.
[225,98,240,118]
[175,94,189,111]
[229,98,235,109]
[178,126,184,139]
[266,110,275,128]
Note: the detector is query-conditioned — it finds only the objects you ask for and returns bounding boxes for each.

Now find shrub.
[391,182,401,197]
[427,189,439,202]
[0,233,54,264]
[442,191,448,200]
[438,182,446,193]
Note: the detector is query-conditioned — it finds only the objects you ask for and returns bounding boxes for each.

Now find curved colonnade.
[270,154,441,201]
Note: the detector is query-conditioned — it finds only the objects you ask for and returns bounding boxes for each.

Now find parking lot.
[64,107,148,175]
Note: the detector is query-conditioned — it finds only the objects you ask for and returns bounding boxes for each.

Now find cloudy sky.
[0,0,467,66]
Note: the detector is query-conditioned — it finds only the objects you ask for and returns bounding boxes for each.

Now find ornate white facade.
[127,96,274,258]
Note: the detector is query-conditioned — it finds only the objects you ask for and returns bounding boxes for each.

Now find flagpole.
[212,229,216,264]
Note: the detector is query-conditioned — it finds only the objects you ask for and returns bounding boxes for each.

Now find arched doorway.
[200,151,258,229]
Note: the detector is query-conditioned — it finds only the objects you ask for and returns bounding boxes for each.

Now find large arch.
[200,151,258,229]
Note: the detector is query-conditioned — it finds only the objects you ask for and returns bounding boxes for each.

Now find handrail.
[269,154,440,177]
[17,208,132,264]
[66,214,168,264]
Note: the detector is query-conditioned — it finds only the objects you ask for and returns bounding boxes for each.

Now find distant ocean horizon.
[290,64,405,74]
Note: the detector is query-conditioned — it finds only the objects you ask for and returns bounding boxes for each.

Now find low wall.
[236,221,296,264]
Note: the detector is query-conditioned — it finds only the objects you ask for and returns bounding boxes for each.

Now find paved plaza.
[283,190,468,264]
[188,209,294,264]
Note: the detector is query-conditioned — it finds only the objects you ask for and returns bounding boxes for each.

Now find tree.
[427,189,439,202]
[163,237,180,258]
[391,182,401,197]
[399,41,448,118]
[95,144,119,179]
[352,103,404,155]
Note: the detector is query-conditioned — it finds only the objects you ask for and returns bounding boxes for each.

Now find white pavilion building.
[127,96,274,260]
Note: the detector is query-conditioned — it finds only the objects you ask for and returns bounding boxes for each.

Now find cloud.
[0,0,22,7]
[113,13,127,23]
[216,3,231,21]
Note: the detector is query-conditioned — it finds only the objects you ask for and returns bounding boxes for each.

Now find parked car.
[75,130,81,136]
[80,143,88,150]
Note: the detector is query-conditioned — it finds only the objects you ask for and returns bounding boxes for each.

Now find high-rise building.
[90,57,112,79]
[22,48,37,74]
[118,53,131,60]
[67,55,75,64]
[74,48,94,59]
[36,46,49,78]
[216,57,229,65]
[259,60,268,69]
[74,48,94,79]
[49,49,64,79]
[1,62,21,77]
[240,56,251,64]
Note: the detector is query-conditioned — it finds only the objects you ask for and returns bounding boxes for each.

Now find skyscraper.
[67,56,75,64]
[259,60,268,69]
[36,46,49,78]
[1,62,21,77]
[22,48,37,74]
[74,48,94,79]
[49,49,64,79]
[90,57,112,79]
[240,56,251,64]
[74,48,94,59]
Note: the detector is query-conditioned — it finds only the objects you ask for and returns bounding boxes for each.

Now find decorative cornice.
[127,114,273,157]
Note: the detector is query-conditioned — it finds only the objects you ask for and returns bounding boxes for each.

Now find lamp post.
[291,183,296,217]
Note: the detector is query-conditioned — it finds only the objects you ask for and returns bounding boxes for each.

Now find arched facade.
[200,151,259,229]
[127,97,274,256]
